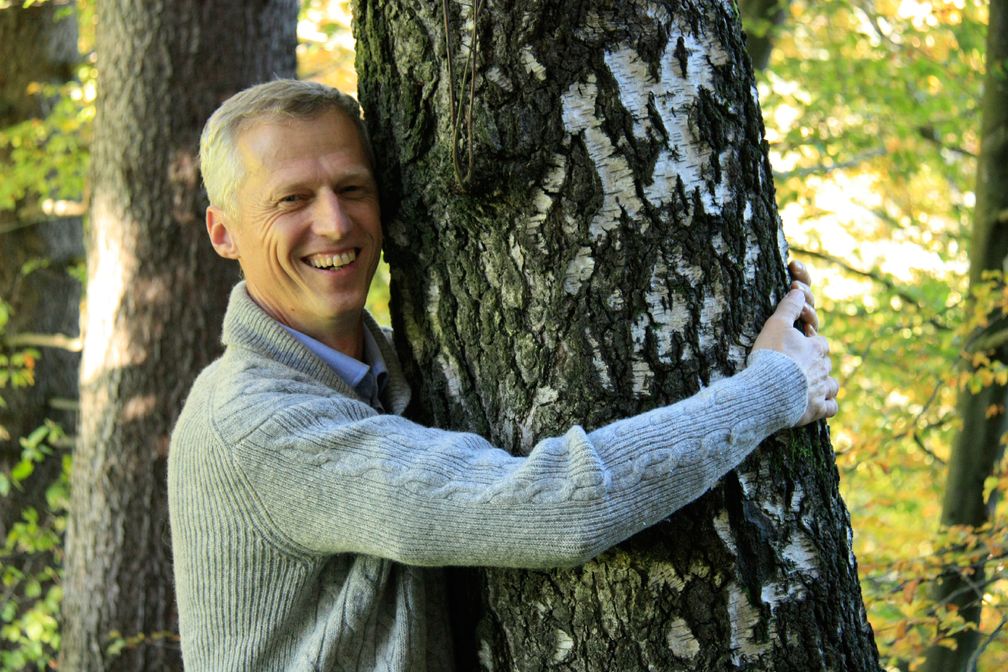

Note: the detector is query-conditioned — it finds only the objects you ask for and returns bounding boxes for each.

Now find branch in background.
[4,332,81,352]
[791,246,950,330]
[917,125,977,159]
[913,432,947,466]
[966,612,1008,672]
[772,147,887,180]
[965,324,1008,353]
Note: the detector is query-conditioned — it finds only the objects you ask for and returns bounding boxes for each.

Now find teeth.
[307,250,357,270]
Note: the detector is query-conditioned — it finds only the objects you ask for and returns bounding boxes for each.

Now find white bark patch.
[630,313,654,395]
[525,153,567,237]
[728,584,770,665]
[645,260,688,360]
[563,246,596,294]
[478,639,494,671]
[603,31,730,216]
[713,510,737,556]
[647,561,686,592]
[521,45,547,81]
[698,289,725,353]
[80,199,138,385]
[508,233,526,273]
[782,534,819,576]
[673,254,704,284]
[728,344,748,370]
[666,618,701,660]
[586,331,614,391]
[552,629,575,662]
[631,358,653,396]
[533,386,559,406]
[607,288,625,311]
[744,231,761,282]
[689,561,710,579]
[457,0,475,62]
[603,47,653,139]
[427,279,464,401]
[436,353,462,400]
[486,65,512,92]
[560,75,642,241]
[776,221,789,266]
[790,483,805,511]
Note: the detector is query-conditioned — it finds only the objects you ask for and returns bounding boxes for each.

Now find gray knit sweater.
[168,283,807,671]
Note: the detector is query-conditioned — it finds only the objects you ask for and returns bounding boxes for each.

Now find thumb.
[773,289,805,323]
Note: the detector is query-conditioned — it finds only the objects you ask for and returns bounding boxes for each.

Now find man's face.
[208,109,382,354]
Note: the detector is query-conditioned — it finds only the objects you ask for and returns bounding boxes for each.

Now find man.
[169,79,838,671]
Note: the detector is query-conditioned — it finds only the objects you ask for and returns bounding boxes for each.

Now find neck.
[318,320,365,361]
[243,284,366,360]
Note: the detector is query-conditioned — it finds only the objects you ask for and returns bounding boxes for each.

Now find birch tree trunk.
[354,0,880,669]
[60,2,297,669]
[924,0,1008,669]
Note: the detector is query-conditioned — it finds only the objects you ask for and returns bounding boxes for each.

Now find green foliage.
[0,72,93,215]
[0,4,93,661]
[0,423,68,671]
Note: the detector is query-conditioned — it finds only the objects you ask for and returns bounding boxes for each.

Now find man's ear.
[206,206,239,260]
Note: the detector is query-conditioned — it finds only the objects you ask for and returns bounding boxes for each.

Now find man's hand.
[752,264,838,426]
[788,259,819,335]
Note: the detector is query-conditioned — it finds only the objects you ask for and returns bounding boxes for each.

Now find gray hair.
[199,79,375,215]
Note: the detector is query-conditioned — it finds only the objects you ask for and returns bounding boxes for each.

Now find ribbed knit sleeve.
[218,348,806,569]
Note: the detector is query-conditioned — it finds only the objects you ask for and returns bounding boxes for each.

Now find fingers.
[799,373,840,426]
[788,260,821,333]
[790,277,820,333]
[773,288,807,324]
[788,259,812,287]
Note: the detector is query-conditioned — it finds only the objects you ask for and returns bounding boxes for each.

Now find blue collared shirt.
[281,324,389,412]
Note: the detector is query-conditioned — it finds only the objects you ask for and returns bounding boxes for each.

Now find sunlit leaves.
[0,69,94,215]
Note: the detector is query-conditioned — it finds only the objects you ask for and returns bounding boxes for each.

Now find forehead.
[235,110,370,184]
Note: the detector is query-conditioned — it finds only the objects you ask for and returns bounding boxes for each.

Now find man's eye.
[279,194,304,204]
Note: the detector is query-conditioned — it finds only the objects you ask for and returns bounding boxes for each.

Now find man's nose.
[312,188,353,237]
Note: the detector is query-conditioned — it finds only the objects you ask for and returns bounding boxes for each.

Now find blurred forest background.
[0,0,1004,670]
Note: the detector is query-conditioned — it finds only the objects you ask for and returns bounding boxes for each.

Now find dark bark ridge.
[355,0,879,669]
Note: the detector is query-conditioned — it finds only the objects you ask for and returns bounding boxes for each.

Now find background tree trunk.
[354,0,879,670]
[924,0,1008,669]
[739,0,790,71]
[0,0,82,537]
[60,1,298,669]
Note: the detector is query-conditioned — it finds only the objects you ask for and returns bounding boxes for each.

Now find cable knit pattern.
[168,283,808,671]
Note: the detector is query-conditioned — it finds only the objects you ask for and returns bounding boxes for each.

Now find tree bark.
[924,0,1008,669]
[60,2,297,670]
[354,0,880,670]
[0,0,81,537]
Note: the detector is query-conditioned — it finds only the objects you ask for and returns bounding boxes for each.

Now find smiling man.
[168,79,839,671]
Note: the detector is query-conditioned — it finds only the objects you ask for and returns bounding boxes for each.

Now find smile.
[304,250,358,271]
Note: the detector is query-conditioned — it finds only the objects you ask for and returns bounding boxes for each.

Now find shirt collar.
[279,323,388,405]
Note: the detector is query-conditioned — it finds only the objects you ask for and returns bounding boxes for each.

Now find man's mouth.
[304,250,358,271]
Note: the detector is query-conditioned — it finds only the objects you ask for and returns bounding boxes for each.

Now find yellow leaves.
[987,404,1005,419]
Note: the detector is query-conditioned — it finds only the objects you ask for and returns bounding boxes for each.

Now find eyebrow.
[266,167,375,195]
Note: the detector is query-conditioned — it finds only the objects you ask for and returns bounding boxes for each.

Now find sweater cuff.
[744,348,808,429]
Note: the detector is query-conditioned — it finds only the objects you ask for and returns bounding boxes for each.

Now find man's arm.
[216,346,808,569]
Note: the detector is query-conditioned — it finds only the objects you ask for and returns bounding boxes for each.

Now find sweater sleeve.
[225,348,807,569]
